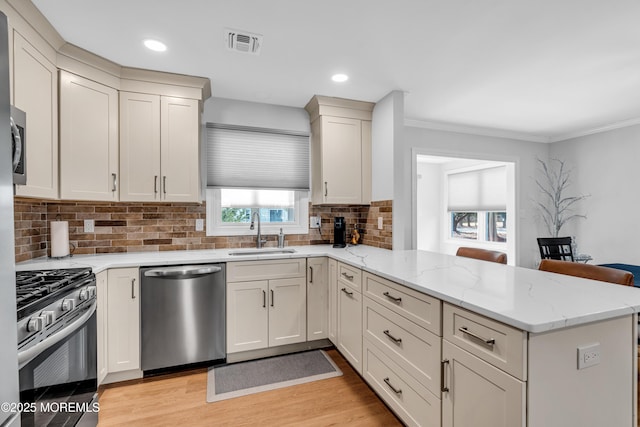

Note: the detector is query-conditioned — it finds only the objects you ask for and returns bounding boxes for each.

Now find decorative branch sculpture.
[535,158,589,237]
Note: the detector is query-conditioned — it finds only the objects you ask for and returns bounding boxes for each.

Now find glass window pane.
[487,212,507,242]
[451,212,477,240]
[220,189,296,224]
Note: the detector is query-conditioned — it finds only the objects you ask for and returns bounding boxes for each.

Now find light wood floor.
[97,349,402,427]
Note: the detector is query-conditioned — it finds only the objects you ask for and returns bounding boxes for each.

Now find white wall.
[203,97,310,132]
[371,93,396,201]
[403,125,550,267]
[549,124,640,264]
[416,161,442,252]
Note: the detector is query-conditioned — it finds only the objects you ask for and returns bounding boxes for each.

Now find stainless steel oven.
[16,268,98,427]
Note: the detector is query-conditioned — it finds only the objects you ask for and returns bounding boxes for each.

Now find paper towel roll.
[51,221,70,258]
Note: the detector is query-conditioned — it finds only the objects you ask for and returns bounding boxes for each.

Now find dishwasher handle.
[144,265,222,278]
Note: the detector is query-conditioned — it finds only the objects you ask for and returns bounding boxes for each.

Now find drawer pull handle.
[383,377,402,395]
[341,287,353,296]
[441,359,450,393]
[383,329,402,344]
[459,326,495,346]
[383,291,402,303]
[309,266,314,283]
[341,272,354,280]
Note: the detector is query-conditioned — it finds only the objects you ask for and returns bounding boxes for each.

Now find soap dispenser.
[278,228,285,248]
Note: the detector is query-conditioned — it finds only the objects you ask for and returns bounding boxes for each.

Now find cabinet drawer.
[363,341,441,427]
[227,259,306,282]
[364,298,441,396]
[337,262,361,292]
[443,303,527,380]
[363,272,441,336]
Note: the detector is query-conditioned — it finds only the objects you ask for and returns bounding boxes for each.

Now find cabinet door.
[60,71,119,201]
[320,116,362,204]
[338,285,363,374]
[442,340,525,427]
[160,96,200,202]
[327,258,338,345]
[96,270,108,385]
[307,257,328,340]
[119,92,161,201]
[227,280,269,353]
[13,31,58,199]
[107,268,140,373]
[269,277,307,347]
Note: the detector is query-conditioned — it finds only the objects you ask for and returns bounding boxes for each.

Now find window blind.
[447,166,507,212]
[206,123,310,190]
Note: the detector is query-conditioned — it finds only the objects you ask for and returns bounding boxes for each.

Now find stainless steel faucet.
[249,212,267,248]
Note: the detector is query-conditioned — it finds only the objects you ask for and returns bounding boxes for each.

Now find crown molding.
[404,118,550,143]
[548,117,640,142]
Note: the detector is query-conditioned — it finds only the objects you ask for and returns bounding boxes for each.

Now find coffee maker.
[333,216,346,248]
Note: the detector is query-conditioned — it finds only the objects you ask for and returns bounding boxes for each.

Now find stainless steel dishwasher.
[140,264,225,373]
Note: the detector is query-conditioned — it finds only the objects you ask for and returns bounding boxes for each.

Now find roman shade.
[206,123,310,190]
[447,166,507,212]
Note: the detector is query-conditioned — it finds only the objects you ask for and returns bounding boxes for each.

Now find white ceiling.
[32,0,640,142]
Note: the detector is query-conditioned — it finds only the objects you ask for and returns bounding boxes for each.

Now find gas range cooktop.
[16,268,93,319]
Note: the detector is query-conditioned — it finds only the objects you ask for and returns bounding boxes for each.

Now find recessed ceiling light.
[331,73,349,83]
[144,39,167,52]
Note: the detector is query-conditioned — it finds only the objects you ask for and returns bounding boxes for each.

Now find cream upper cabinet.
[120,93,200,202]
[12,30,59,199]
[119,92,161,201]
[305,95,374,205]
[59,71,119,201]
[160,96,200,202]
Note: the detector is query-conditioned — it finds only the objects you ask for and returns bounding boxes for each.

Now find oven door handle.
[18,301,96,369]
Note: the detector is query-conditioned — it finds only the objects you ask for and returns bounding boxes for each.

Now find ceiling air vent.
[225,29,263,55]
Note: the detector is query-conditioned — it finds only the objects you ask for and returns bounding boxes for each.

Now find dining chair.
[537,237,574,262]
[455,247,507,264]
[538,259,634,286]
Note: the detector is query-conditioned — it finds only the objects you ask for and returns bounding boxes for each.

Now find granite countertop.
[17,245,640,334]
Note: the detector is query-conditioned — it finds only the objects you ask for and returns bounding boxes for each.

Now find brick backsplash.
[14,198,393,263]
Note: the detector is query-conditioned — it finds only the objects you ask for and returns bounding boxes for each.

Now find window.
[205,123,310,236]
[206,188,309,236]
[450,211,507,242]
[447,165,508,245]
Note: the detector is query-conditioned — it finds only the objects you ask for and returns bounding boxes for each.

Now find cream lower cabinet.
[106,268,140,374]
[95,270,108,385]
[119,92,200,202]
[227,259,307,354]
[60,70,119,201]
[307,257,328,340]
[327,258,338,345]
[336,262,363,373]
[12,30,59,199]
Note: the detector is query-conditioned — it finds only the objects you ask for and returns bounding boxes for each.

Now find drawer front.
[227,258,306,282]
[337,262,362,292]
[364,298,441,395]
[443,303,527,380]
[363,341,441,427]
[363,271,441,336]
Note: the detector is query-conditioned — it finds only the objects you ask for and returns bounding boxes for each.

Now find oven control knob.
[61,299,75,312]
[27,316,44,332]
[40,310,56,326]
[79,289,89,301]
[87,286,97,298]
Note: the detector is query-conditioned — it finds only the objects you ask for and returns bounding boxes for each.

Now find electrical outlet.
[195,218,204,231]
[577,343,601,369]
[377,217,383,230]
[310,216,321,229]
[84,219,94,233]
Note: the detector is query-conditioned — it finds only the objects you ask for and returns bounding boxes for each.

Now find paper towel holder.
[49,242,75,260]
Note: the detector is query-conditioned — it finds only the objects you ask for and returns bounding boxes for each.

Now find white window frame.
[205,188,309,236]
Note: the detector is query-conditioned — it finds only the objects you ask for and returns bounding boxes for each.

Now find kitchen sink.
[228,248,297,256]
